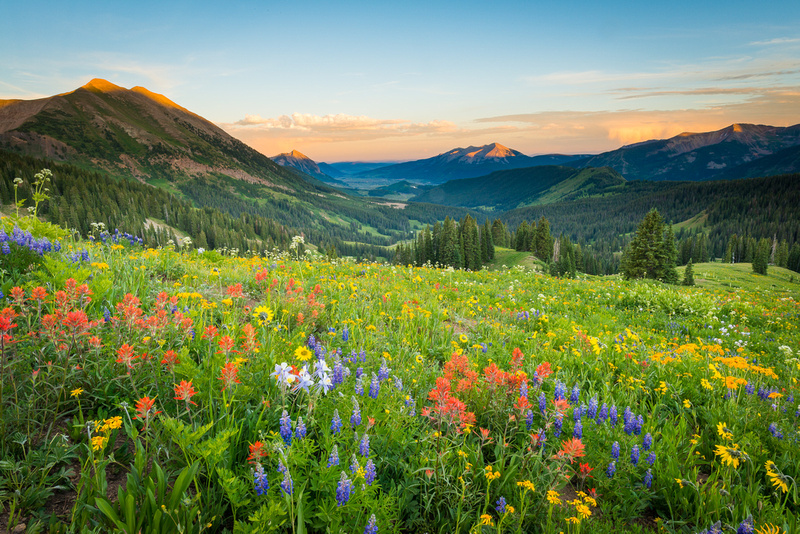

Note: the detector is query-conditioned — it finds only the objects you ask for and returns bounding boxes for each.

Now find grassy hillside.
[682,262,800,295]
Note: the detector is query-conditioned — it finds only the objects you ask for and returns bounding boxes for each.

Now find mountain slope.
[569,123,800,181]
[0,79,478,254]
[0,78,324,192]
[354,143,553,184]
[411,165,625,211]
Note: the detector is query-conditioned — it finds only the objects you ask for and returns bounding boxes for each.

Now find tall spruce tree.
[753,237,770,275]
[621,208,678,283]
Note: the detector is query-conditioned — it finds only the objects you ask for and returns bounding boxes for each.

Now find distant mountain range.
[271,150,349,187]
[569,123,800,181]
[351,143,584,184]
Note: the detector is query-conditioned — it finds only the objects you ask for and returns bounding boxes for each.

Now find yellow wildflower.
[70,388,84,398]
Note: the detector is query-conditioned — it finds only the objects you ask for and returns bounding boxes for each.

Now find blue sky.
[2,0,800,161]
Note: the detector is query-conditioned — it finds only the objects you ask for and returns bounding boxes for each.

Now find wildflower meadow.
[0,207,798,534]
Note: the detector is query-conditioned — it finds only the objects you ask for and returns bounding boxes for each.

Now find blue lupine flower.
[364,459,376,486]
[342,327,349,342]
[277,459,287,474]
[573,420,583,439]
[768,423,783,439]
[351,398,361,428]
[253,463,269,496]
[525,409,534,430]
[587,397,598,419]
[611,441,620,459]
[364,514,378,534]
[356,367,364,379]
[495,497,507,513]
[736,516,754,534]
[646,452,656,465]
[631,444,640,466]
[355,376,364,396]
[280,470,293,495]
[635,415,644,435]
[554,381,566,401]
[597,403,608,424]
[332,357,344,385]
[331,412,342,437]
[643,432,653,451]
[538,392,546,415]
[744,382,755,395]
[394,376,403,391]
[569,385,580,404]
[349,454,360,474]
[2,242,10,255]
[405,396,416,417]
[369,372,380,399]
[359,434,370,458]
[328,445,340,467]
[520,381,528,399]
[539,429,547,452]
[295,417,306,440]
[103,307,112,323]
[606,461,616,479]
[623,412,636,435]
[553,413,563,438]
[307,334,317,349]
[573,405,583,422]
[279,410,292,446]
[609,405,619,427]
[378,358,390,381]
[643,469,653,489]
[335,471,354,506]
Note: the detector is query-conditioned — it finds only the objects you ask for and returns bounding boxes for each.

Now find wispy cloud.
[749,37,800,46]
[224,112,458,138]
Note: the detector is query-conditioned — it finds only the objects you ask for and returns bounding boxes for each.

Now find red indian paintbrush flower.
[219,362,240,390]
[161,350,180,369]
[134,395,161,430]
[248,441,268,463]
[553,437,586,464]
[173,380,198,406]
[116,344,137,369]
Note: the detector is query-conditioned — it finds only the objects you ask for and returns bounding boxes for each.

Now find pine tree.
[621,208,678,283]
[682,259,695,286]
[533,216,553,260]
[753,238,770,275]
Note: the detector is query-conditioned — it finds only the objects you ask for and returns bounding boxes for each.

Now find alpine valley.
[1,79,799,274]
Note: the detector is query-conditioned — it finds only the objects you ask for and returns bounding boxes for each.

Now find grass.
[683,262,800,296]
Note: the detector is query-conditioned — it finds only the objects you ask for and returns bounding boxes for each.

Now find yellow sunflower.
[714,443,747,468]
[253,305,274,325]
[294,346,313,361]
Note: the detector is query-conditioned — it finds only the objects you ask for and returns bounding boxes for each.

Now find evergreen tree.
[788,243,800,273]
[621,208,678,283]
[659,224,679,284]
[533,216,553,260]
[515,221,529,251]
[753,238,770,275]
[491,219,505,247]
[777,240,789,268]
[682,259,695,286]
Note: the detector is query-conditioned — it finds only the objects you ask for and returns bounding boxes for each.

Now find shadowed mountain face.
[352,142,581,184]
[569,123,800,181]
[0,78,315,191]
[411,165,626,211]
